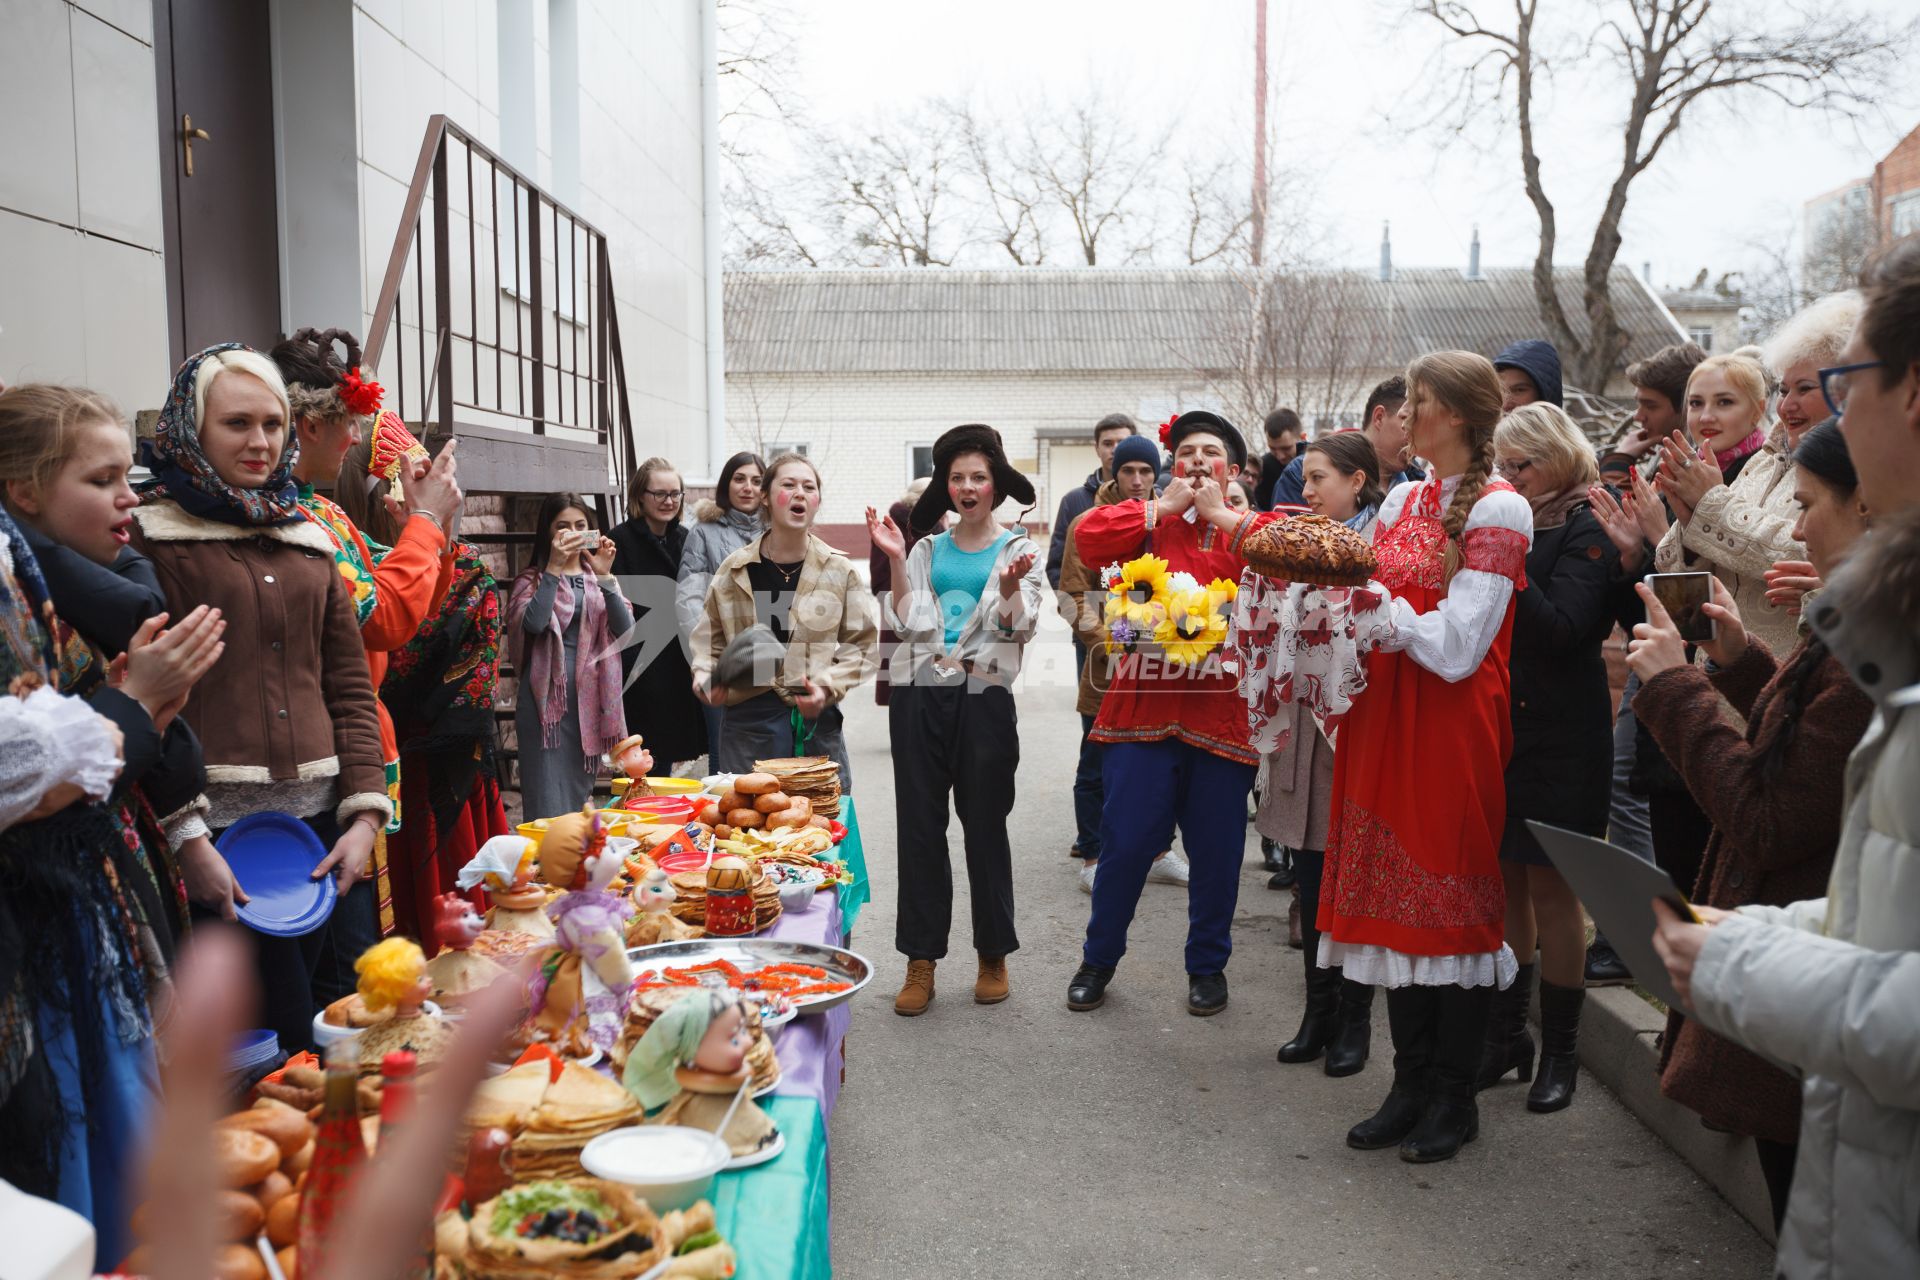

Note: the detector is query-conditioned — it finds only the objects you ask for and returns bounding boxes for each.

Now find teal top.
[928,529,1011,647]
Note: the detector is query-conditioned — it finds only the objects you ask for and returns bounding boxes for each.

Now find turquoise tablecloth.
[713,1096,831,1280]
[836,795,869,935]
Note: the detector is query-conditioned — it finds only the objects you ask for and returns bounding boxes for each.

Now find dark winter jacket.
[1046,471,1102,589]
[1503,498,1618,842]
[609,516,706,765]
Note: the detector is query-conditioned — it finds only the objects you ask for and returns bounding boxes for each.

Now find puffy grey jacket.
[675,501,763,637]
[1688,505,1920,1280]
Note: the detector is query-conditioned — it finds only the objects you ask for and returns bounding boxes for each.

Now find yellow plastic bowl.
[514,818,552,849]
[611,775,704,797]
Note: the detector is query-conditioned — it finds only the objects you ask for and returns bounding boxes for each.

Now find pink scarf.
[508,570,627,758]
[1711,428,1766,471]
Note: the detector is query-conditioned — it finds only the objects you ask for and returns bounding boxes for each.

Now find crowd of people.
[1,232,1916,1278]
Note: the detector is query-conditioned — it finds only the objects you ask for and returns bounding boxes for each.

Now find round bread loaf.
[732,772,781,795]
[1242,514,1377,587]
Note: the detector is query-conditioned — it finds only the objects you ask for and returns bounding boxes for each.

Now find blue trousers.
[1072,714,1104,858]
[1083,738,1257,976]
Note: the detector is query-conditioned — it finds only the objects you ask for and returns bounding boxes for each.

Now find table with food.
[143,751,869,1280]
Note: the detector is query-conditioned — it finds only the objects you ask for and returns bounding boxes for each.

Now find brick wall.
[1874,125,1920,241]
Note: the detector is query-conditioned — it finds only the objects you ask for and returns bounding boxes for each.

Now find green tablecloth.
[713,1095,831,1280]
[836,795,869,935]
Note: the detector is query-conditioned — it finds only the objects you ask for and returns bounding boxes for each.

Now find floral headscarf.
[139,343,306,526]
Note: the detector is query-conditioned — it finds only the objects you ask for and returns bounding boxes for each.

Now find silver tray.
[625,938,872,1015]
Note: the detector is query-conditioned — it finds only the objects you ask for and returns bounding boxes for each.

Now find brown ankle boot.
[975,955,1010,1004]
[894,959,936,1016]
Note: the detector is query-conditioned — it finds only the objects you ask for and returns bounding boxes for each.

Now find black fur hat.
[1164,410,1248,470]
[909,423,1037,532]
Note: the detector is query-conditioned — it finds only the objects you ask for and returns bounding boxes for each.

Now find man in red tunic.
[1067,411,1283,1015]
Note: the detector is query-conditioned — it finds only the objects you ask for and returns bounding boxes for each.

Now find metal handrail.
[363,114,636,496]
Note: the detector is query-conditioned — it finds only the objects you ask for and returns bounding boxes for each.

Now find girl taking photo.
[689,454,877,785]
[1258,430,1383,1074]
[507,495,631,819]
[867,425,1047,1016]
[1316,351,1533,1164]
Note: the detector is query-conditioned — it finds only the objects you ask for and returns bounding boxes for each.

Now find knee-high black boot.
[1527,980,1584,1112]
[1278,953,1339,1063]
[1401,984,1493,1163]
[1348,986,1435,1150]
[1474,962,1535,1091]
[1323,978,1374,1077]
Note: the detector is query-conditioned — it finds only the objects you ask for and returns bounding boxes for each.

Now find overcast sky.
[766,0,1916,290]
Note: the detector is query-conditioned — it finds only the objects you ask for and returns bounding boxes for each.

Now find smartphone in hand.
[1649,571,1716,643]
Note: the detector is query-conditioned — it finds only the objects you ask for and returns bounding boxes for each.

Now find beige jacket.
[689,532,879,709]
[1654,425,1804,655]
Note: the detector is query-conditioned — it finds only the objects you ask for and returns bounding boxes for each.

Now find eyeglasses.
[1495,458,1534,478]
[1819,361,1886,418]
[642,489,684,501]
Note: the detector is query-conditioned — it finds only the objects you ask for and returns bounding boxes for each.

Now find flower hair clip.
[1158,415,1178,447]
[338,367,385,417]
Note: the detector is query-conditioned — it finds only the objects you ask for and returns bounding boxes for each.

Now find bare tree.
[811,110,970,267]
[1174,267,1394,436]
[1180,156,1256,267]
[947,100,1049,266]
[1410,0,1911,390]
[1019,89,1172,266]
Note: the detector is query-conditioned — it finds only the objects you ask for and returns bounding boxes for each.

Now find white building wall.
[0,0,170,415]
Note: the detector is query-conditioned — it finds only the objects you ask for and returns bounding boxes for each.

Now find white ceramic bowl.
[580,1125,731,1211]
[776,881,817,912]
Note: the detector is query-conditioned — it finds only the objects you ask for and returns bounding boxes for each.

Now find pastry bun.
[732,772,780,796]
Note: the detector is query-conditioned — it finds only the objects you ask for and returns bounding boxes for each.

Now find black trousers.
[1385,983,1495,1098]
[1649,789,1713,900]
[1753,1137,1797,1231]
[890,678,1020,961]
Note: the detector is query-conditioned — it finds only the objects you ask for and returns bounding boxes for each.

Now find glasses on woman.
[643,488,684,502]
[1496,458,1535,478]
[1819,361,1886,418]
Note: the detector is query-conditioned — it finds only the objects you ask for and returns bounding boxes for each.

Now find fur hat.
[909,423,1037,532]
[1163,410,1248,470]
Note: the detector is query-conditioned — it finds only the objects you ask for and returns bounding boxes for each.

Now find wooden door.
[154,0,282,359]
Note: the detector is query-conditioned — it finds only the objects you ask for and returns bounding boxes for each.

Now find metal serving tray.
[625,938,872,1015]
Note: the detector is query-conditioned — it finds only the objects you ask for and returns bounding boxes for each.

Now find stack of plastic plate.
[228,1029,281,1077]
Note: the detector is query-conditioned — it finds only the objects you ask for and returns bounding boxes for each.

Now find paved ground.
[824,661,1774,1280]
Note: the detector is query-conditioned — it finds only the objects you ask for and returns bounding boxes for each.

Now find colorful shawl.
[138,343,306,526]
[296,486,378,626]
[507,568,625,760]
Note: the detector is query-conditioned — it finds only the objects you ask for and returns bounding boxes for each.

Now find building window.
[1892,192,1920,240]
[910,445,934,480]
[762,442,808,459]
[1687,325,1714,352]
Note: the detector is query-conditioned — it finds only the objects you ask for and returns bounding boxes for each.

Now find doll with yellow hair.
[522,806,636,1056]
[353,937,453,1071]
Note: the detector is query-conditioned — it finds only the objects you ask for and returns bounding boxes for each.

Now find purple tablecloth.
[763,886,854,1124]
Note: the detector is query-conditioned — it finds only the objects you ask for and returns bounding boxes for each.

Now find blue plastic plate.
[217,812,337,937]
[228,1028,281,1070]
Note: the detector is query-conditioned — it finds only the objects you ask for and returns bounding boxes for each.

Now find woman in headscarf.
[129,344,391,1052]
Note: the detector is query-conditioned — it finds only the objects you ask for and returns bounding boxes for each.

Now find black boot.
[1347,1080,1427,1149]
[1067,964,1114,1011]
[1400,985,1491,1163]
[1323,979,1374,1077]
[1187,971,1228,1016]
[1584,934,1631,985]
[1473,962,1536,1091]
[1268,846,1297,889]
[1351,986,1436,1149]
[1277,957,1339,1063]
[1260,837,1285,873]
[1527,980,1584,1113]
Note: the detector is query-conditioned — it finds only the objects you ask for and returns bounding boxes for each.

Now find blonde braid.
[1440,419,1496,586]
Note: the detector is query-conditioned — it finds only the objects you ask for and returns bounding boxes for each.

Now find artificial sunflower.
[1104,553,1172,630]
[1154,580,1236,667]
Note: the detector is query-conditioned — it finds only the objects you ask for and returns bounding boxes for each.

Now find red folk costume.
[1074,499,1283,764]
[1317,474,1532,986]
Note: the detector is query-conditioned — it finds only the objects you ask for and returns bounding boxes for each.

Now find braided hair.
[1407,351,1505,584]
[1755,419,1857,779]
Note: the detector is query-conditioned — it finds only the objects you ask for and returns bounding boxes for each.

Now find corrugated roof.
[724,266,1685,377]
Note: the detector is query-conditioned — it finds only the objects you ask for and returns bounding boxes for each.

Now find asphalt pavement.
[824,656,1775,1280]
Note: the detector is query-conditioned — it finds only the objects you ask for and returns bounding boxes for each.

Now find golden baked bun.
[1242,514,1378,587]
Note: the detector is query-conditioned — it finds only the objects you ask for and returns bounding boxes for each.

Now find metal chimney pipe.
[1379,221,1392,283]
[1468,224,1482,280]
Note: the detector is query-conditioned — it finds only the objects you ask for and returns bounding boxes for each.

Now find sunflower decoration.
[1102,553,1172,649]
[1153,576,1239,667]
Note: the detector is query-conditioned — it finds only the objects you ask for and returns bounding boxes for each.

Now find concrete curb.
[1539,983,1778,1245]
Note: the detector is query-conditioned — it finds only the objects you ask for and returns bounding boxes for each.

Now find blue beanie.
[1110,434,1161,474]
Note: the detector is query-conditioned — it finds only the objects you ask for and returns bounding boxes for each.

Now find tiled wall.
[0,0,170,415]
